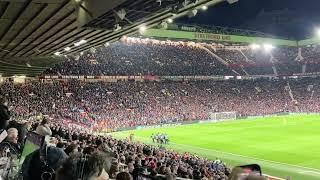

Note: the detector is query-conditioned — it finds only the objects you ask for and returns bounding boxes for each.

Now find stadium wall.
[143,27,320,46]
[142,29,298,46]
[298,37,320,46]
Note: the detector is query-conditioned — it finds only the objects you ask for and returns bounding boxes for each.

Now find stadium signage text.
[194,32,231,41]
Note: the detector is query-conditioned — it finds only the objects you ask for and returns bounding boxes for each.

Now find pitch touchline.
[170,142,320,173]
[129,134,320,173]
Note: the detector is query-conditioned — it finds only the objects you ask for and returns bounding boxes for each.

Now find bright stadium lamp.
[263,44,275,52]
[54,52,61,56]
[201,5,208,10]
[74,39,87,47]
[64,47,71,51]
[316,28,320,37]
[249,43,261,50]
[139,25,147,33]
[167,18,173,23]
[104,42,110,47]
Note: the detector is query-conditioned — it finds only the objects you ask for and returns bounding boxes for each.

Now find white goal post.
[209,111,237,122]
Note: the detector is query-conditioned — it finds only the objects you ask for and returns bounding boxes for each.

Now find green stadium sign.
[142,29,298,46]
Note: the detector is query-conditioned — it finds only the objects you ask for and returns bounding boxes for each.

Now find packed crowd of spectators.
[44,38,320,76]
[2,36,320,179]
[0,75,319,180]
[0,99,233,180]
[0,77,317,179]
[2,77,320,132]
[45,41,233,76]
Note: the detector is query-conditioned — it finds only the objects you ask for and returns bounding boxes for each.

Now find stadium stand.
[2,77,319,132]
[4,0,320,180]
[44,38,320,77]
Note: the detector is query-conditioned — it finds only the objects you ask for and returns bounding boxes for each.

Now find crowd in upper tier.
[2,77,319,131]
[44,38,320,76]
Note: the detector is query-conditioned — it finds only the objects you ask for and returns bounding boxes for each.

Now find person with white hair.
[0,128,20,157]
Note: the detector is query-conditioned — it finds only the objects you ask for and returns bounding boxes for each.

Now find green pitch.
[111,114,320,180]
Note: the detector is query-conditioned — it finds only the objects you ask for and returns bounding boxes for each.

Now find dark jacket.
[0,140,20,157]
[0,104,10,121]
[21,146,68,180]
[7,121,28,145]
[0,104,10,130]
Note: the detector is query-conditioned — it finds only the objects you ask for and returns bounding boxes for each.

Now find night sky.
[177,0,320,39]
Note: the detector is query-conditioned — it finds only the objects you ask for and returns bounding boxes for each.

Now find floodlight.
[249,43,261,50]
[54,52,61,56]
[64,47,71,51]
[201,5,208,10]
[263,44,275,52]
[316,28,320,37]
[104,42,110,47]
[139,26,147,33]
[74,39,87,47]
[167,18,173,23]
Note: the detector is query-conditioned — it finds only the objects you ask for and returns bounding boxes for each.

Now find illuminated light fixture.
[74,39,87,47]
[167,18,173,23]
[114,24,122,31]
[79,39,87,44]
[201,5,208,10]
[54,52,61,56]
[249,43,261,50]
[139,25,147,33]
[104,42,110,47]
[80,52,84,56]
[263,44,275,52]
[64,47,71,51]
[316,28,320,37]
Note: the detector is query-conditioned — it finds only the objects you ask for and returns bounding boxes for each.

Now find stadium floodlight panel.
[64,47,71,51]
[201,5,208,10]
[250,43,261,50]
[74,39,87,47]
[316,28,320,37]
[263,44,275,52]
[139,26,147,33]
[167,18,173,23]
[79,39,87,44]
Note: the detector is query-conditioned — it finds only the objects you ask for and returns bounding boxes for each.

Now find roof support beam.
[19,18,77,57]
[9,0,72,57]
[1,3,48,57]
[36,30,103,56]
[0,0,32,41]
[33,29,92,56]
[0,2,10,18]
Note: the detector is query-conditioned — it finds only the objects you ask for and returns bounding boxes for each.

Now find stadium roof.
[0,0,224,61]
